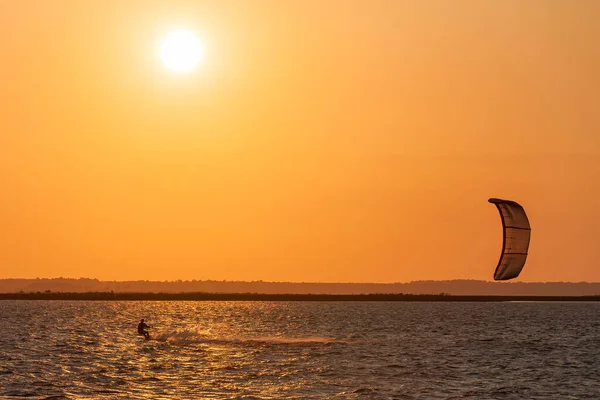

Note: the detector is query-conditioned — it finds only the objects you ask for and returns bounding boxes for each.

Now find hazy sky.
[1,1,599,282]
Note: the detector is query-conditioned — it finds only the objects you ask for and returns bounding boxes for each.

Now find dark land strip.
[1,292,600,301]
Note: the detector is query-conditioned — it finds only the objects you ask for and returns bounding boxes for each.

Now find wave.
[149,328,344,346]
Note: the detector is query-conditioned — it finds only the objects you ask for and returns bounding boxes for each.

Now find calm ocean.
[1,300,599,399]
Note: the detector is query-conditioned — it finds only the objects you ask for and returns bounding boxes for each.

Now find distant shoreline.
[1,292,600,301]
[4,279,600,296]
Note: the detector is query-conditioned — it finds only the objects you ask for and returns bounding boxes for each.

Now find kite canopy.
[488,198,531,281]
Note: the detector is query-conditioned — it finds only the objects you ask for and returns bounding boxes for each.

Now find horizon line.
[2,277,600,285]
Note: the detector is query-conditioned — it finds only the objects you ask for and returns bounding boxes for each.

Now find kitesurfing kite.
[488,198,531,280]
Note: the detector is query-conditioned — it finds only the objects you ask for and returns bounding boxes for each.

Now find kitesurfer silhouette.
[138,319,150,339]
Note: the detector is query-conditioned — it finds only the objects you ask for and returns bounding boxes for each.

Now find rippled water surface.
[1,301,599,399]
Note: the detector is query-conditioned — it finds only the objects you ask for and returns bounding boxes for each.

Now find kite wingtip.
[488,197,522,207]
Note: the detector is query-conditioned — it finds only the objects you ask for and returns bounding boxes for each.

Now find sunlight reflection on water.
[1,301,600,399]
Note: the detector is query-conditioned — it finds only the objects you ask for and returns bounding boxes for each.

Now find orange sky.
[1,1,599,282]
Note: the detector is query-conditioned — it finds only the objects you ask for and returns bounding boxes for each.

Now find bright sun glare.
[160,30,204,72]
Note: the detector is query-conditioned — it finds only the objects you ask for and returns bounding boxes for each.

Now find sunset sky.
[1,1,599,282]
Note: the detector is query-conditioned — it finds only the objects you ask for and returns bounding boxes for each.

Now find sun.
[160,30,204,72]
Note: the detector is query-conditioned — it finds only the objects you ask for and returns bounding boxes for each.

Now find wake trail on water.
[149,328,348,345]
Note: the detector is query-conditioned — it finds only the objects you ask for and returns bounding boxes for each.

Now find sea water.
[1,300,599,399]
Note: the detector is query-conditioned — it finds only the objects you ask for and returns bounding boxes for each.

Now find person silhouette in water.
[138,319,150,339]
